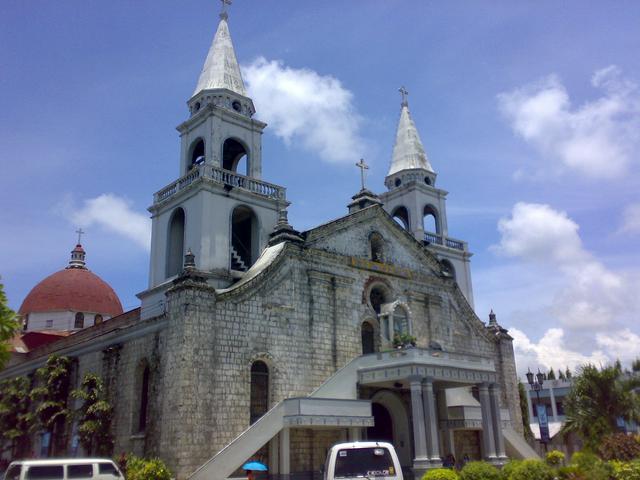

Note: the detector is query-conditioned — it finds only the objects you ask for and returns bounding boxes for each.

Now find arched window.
[393,306,409,336]
[392,206,410,230]
[423,205,439,234]
[166,208,185,278]
[370,232,384,262]
[361,322,375,354]
[250,361,269,424]
[189,138,205,170]
[369,287,388,315]
[94,314,103,326]
[441,259,456,280]
[223,138,248,175]
[74,312,84,329]
[138,365,150,433]
[231,205,258,271]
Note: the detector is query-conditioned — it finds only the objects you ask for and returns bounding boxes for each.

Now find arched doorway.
[230,205,259,271]
[370,390,412,467]
[361,322,375,354]
[166,208,185,278]
[368,403,393,443]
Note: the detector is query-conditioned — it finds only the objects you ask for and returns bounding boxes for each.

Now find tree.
[558,370,566,381]
[518,381,534,441]
[565,367,572,379]
[31,355,72,456]
[0,376,33,458]
[632,358,640,373]
[547,368,556,380]
[0,281,20,370]
[71,373,114,456]
[561,363,640,449]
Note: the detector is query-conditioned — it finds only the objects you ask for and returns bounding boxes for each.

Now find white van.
[3,458,124,480]
[324,442,403,480]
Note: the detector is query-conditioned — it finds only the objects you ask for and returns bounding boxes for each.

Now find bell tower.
[139,7,286,316]
[380,88,475,307]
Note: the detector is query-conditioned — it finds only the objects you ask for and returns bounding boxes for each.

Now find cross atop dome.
[219,0,232,20]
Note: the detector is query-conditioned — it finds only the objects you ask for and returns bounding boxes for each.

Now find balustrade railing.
[153,164,286,203]
[424,231,466,251]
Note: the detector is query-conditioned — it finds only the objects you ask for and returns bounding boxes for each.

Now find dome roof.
[19,243,123,317]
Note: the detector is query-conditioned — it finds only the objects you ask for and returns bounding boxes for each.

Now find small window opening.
[391,206,410,230]
[231,206,258,271]
[232,100,242,113]
[394,178,402,187]
[369,287,387,315]
[424,176,431,185]
[250,361,269,424]
[370,232,384,262]
[223,138,248,176]
[138,365,150,433]
[74,312,84,329]
[94,314,103,325]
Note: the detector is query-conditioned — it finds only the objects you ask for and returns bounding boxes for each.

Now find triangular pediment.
[302,205,444,278]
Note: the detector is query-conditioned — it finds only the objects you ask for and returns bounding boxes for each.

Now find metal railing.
[424,231,466,251]
[153,164,286,204]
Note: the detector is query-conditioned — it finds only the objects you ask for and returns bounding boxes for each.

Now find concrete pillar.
[279,428,290,479]
[348,427,361,442]
[549,386,558,422]
[525,385,533,423]
[489,384,507,460]
[478,382,497,461]
[409,375,429,471]
[421,378,441,465]
[269,436,279,475]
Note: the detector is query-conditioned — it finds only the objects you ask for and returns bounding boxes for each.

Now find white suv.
[4,459,124,480]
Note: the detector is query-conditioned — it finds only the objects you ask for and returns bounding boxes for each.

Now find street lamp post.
[526,369,549,452]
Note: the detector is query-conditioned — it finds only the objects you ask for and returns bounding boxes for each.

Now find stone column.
[409,375,429,471]
[349,427,361,441]
[421,377,442,465]
[478,382,497,461]
[279,428,290,480]
[269,436,279,475]
[489,384,507,460]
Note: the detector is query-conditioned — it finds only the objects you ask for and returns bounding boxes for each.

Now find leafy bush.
[568,451,612,480]
[545,449,565,467]
[506,459,554,480]
[422,468,459,480]
[610,459,640,480]
[458,461,500,480]
[557,465,586,480]
[124,455,172,480]
[598,433,640,461]
[500,459,522,479]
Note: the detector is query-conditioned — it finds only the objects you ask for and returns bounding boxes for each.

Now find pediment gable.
[302,205,443,277]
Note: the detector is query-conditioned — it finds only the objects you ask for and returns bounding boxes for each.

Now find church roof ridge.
[387,99,434,177]
[193,14,247,97]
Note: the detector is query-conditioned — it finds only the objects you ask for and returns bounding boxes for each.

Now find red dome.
[19,268,123,317]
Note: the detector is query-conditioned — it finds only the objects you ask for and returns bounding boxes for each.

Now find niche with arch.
[369,232,385,262]
[441,259,456,280]
[391,206,410,230]
[392,305,409,336]
[423,205,440,234]
[166,208,185,278]
[231,205,259,271]
[133,359,151,434]
[361,321,376,354]
[222,138,248,176]
[250,361,269,424]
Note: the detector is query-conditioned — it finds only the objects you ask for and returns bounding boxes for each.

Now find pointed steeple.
[193,11,247,97]
[387,87,434,176]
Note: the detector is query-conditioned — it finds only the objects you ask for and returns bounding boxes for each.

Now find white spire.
[387,88,434,176]
[193,13,247,97]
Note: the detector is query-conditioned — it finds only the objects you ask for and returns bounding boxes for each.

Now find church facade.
[2,9,536,480]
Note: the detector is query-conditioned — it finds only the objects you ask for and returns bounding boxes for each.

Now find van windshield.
[334,447,395,478]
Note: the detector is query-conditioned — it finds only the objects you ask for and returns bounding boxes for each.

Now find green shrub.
[506,459,554,480]
[422,468,459,480]
[557,465,586,480]
[568,451,612,480]
[598,433,640,461]
[458,461,500,480]
[545,449,565,467]
[610,460,640,480]
[124,455,172,480]
[500,460,521,480]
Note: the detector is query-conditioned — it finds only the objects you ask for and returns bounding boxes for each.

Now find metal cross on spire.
[355,158,369,191]
[220,0,232,19]
[75,228,85,245]
[399,86,409,107]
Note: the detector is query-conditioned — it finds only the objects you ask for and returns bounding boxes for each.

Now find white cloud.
[68,194,151,251]
[595,329,640,364]
[510,327,609,376]
[243,57,364,164]
[620,203,640,234]
[493,202,626,329]
[498,66,640,179]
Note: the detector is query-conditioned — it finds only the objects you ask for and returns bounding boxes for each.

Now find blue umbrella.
[243,461,268,472]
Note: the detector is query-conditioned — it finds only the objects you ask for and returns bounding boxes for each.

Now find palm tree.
[561,363,640,449]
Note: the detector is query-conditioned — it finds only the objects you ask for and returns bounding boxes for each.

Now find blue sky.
[2,1,640,375]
